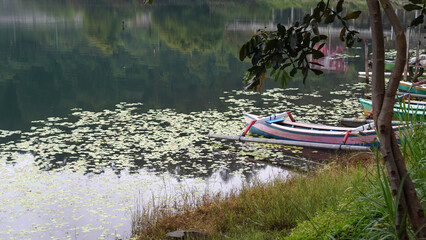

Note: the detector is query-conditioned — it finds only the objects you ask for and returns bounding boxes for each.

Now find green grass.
[132,159,370,239]
[287,108,426,240]
[286,159,397,239]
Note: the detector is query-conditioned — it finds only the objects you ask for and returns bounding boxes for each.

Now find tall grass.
[131,187,226,238]
[398,100,426,224]
[347,102,426,239]
[353,155,406,239]
[131,163,367,240]
[398,99,426,178]
[287,154,422,239]
[287,105,425,239]
[395,98,425,211]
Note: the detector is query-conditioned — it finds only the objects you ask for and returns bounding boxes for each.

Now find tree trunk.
[379,2,426,237]
[368,0,426,238]
[367,2,407,238]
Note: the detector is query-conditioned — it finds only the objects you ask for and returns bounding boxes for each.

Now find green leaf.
[312,7,321,21]
[409,0,422,4]
[250,37,257,48]
[264,39,278,52]
[277,24,286,37]
[346,35,355,48]
[324,14,335,24]
[324,9,331,18]
[309,61,323,66]
[403,4,423,11]
[290,68,297,77]
[303,14,311,25]
[303,37,310,47]
[312,49,324,59]
[336,0,344,13]
[274,69,282,82]
[317,42,326,51]
[311,69,323,75]
[311,36,321,45]
[280,77,286,88]
[343,11,361,20]
[339,28,346,41]
[317,1,326,11]
[311,35,328,46]
[410,15,424,27]
[281,71,290,87]
[239,43,249,61]
[311,20,319,35]
[252,51,263,65]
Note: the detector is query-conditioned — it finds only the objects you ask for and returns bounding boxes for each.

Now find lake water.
[0,0,423,239]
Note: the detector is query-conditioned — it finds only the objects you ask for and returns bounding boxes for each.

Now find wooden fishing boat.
[241,111,403,147]
[398,80,426,95]
[359,98,425,121]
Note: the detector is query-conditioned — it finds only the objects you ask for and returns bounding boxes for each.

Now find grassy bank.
[131,153,374,239]
[132,118,425,239]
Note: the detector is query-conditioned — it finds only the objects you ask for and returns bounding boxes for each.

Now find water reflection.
[84,7,121,55]
[0,0,423,131]
[152,4,226,53]
[311,43,348,72]
[0,153,291,240]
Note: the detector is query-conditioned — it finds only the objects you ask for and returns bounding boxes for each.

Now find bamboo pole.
[364,39,370,83]
[413,11,421,81]
[340,118,408,127]
[404,28,409,82]
[208,134,372,151]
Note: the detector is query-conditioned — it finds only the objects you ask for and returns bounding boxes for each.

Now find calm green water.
[0,0,422,239]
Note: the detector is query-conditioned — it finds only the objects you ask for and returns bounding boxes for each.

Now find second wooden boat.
[359,98,425,121]
[398,80,426,95]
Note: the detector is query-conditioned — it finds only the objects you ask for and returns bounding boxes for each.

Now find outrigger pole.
[208,134,372,152]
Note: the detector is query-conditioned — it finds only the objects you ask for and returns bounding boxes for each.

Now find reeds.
[131,163,367,239]
[287,103,426,239]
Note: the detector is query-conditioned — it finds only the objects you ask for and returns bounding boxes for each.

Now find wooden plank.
[208,134,372,152]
